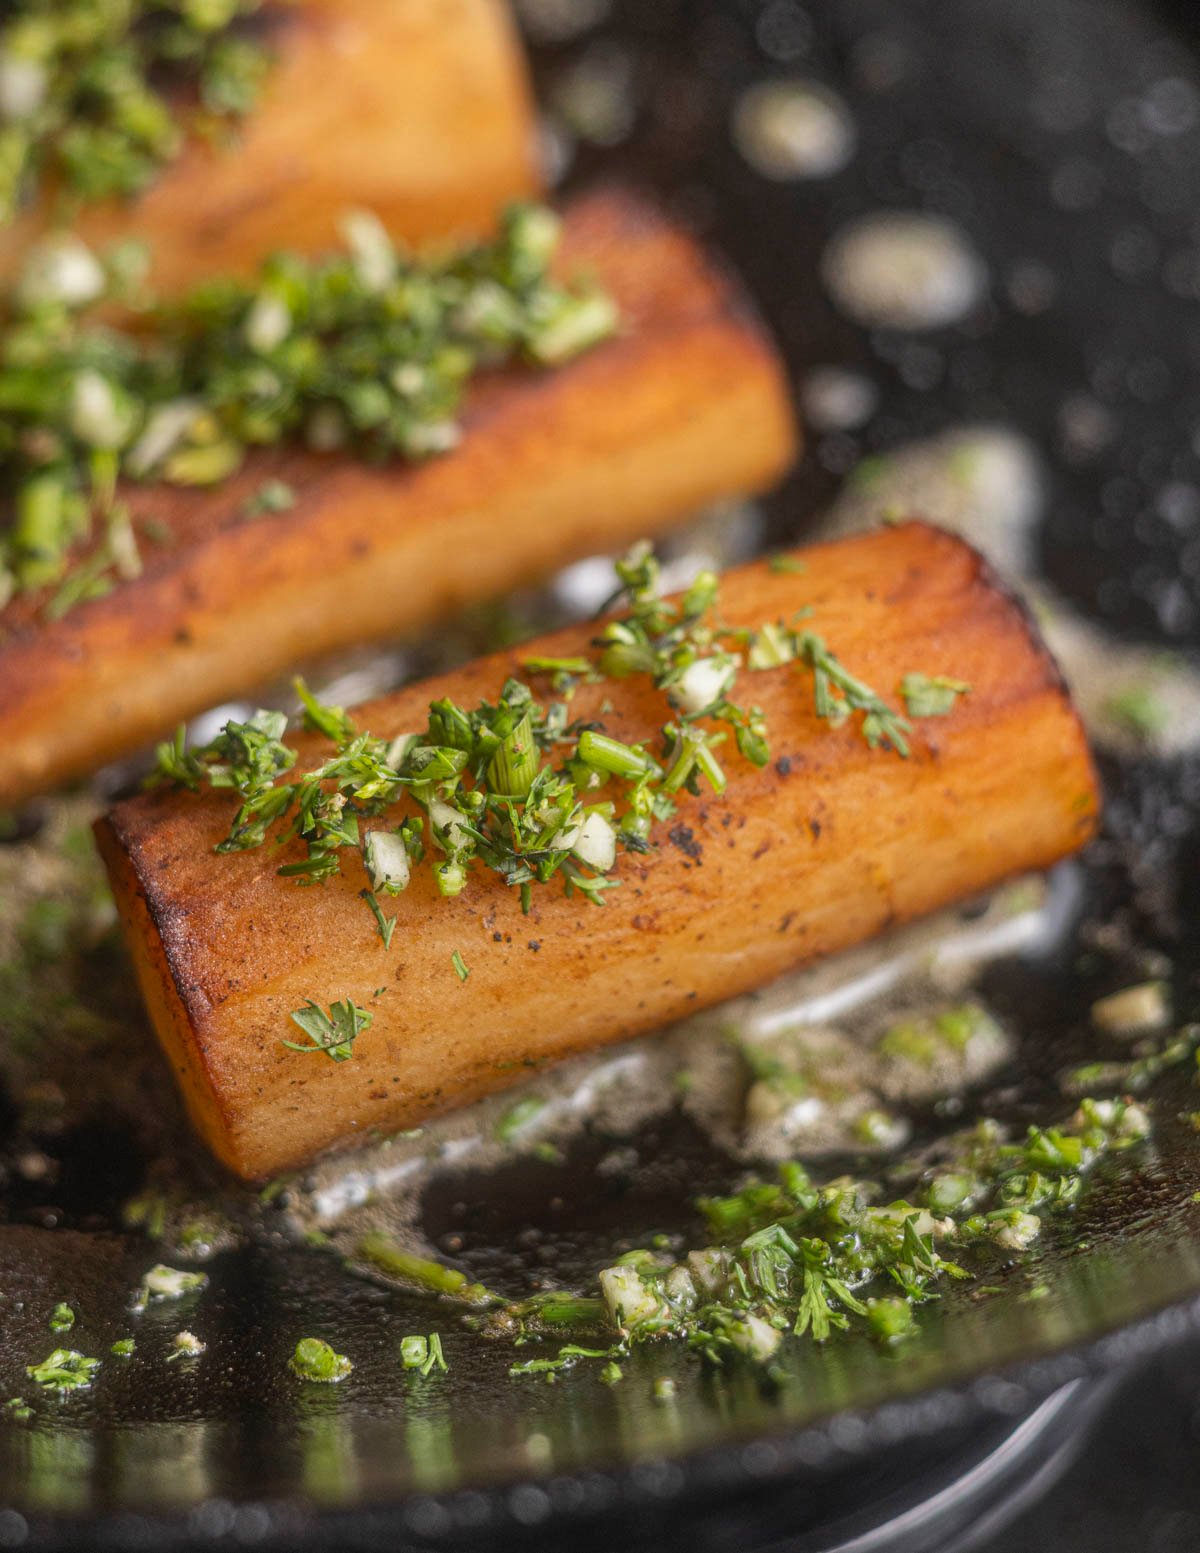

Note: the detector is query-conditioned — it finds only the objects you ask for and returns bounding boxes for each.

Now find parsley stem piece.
[800,633,911,755]
[662,726,726,796]
[577,730,650,779]
[487,708,538,799]
[524,655,593,677]
[502,1294,609,1334]
[361,890,396,950]
[400,1333,448,1375]
[357,1234,497,1306]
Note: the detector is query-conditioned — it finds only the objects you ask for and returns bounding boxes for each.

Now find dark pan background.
[6,0,1200,1548]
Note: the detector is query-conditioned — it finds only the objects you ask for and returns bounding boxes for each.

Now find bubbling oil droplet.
[732,80,856,181]
[513,0,610,45]
[801,367,879,432]
[821,212,988,331]
[548,45,636,148]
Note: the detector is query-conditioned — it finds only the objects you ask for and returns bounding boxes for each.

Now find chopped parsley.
[0,2,272,221]
[361,890,396,950]
[481,1094,1152,1373]
[899,673,972,718]
[132,1263,208,1311]
[399,1333,447,1376]
[48,1301,74,1332]
[111,1338,135,1358]
[1062,1022,1199,1098]
[801,634,912,753]
[1,203,617,614]
[240,479,296,521]
[495,1095,546,1145]
[290,1337,352,1384]
[509,1342,616,1379]
[283,997,372,1062]
[26,1348,100,1392]
[157,545,928,974]
[1104,685,1169,741]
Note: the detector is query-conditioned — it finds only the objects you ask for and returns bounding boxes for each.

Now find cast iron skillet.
[4,0,1200,1546]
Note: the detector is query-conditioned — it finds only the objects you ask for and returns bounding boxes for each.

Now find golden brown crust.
[98,521,1101,1180]
[0,187,798,805]
[0,0,540,291]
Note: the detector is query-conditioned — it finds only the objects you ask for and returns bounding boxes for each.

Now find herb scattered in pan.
[26,1347,100,1392]
[0,203,617,614]
[1061,1021,1197,1099]
[357,1234,495,1306]
[509,1342,618,1379]
[400,1333,448,1376]
[132,1263,208,1310]
[1103,685,1169,742]
[481,1094,1151,1371]
[290,1337,352,1384]
[111,1338,135,1358]
[167,1330,205,1361]
[0,1,272,222]
[495,1095,547,1145]
[48,1301,75,1332]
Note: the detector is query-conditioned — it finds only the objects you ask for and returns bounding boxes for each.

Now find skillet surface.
[4,0,1200,1545]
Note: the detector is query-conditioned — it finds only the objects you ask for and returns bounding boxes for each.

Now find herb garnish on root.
[490,1095,1151,1373]
[151,544,959,1060]
[0,203,617,614]
[0,1,273,222]
[283,998,372,1063]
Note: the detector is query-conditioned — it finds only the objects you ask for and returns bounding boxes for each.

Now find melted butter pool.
[289,869,1080,1273]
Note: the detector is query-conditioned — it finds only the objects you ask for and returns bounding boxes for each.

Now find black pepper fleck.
[668,824,703,861]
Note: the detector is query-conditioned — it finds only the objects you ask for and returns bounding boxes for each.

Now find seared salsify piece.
[0,0,540,292]
[0,188,797,806]
[96,522,1100,1180]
